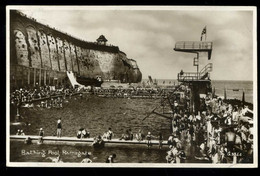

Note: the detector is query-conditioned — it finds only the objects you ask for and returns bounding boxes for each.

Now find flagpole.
[205,26,207,41]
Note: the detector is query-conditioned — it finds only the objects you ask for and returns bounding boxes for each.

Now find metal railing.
[178,72,199,81]
[175,41,213,50]
[199,63,213,78]
[178,67,212,82]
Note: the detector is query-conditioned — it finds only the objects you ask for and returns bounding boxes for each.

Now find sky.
[20,7,255,81]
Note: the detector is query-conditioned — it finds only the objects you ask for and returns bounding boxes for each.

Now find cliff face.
[10,10,142,88]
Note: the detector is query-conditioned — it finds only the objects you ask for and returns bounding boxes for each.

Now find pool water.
[10,141,168,163]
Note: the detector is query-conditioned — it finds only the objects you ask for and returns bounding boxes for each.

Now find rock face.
[10,10,142,88]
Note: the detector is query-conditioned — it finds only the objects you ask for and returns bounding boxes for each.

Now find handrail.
[178,72,199,81]
[199,63,213,78]
[175,41,213,50]
[177,65,212,81]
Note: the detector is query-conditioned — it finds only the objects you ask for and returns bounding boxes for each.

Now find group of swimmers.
[47,152,117,163]
[37,97,65,109]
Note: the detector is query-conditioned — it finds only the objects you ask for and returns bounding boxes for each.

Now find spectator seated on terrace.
[136,129,144,141]
[20,130,25,136]
[82,129,90,138]
[102,128,113,140]
[77,128,90,139]
[77,130,82,139]
[10,84,89,111]
[16,129,21,135]
[119,130,131,140]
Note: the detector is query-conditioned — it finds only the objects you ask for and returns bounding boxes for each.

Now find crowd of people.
[10,83,87,111]
[93,87,168,98]
[10,84,89,123]
[164,85,254,164]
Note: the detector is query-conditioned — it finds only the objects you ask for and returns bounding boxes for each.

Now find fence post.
[44,69,47,85]
[33,68,36,87]
[242,90,245,106]
[39,68,42,86]
[21,66,24,87]
[28,68,30,85]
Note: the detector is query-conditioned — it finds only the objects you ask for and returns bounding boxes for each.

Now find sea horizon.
[141,79,253,104]
[142,78,253,82]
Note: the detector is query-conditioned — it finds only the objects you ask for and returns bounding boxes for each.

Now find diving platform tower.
[174,41,213,114]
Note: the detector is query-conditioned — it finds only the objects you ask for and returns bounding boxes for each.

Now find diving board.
[174,41,213,60]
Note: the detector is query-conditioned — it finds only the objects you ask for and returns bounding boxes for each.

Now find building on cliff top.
[96,35,108,45]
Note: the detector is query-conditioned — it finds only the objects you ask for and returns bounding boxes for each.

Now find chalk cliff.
[10,10,142,88]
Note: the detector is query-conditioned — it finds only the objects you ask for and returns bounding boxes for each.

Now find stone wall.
[10,10,142,88]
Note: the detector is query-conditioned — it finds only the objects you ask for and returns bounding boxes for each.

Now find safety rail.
[177,70,211,82]
[175,41,213,50]
[178,72,199,82]
[199,63,213,78]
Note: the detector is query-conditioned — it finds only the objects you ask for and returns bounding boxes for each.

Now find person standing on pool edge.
[57,118,62,138]
[146,132,152,148]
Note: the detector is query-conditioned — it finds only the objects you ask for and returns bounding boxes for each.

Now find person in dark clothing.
[129,129,134,140]
[39,128,44,137]
[146,132,152,148]
[197,127,205,146]
[24,137,32,144]
[57,118,62,138]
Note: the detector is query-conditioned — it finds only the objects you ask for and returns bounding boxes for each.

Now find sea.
[142,79,253,104]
